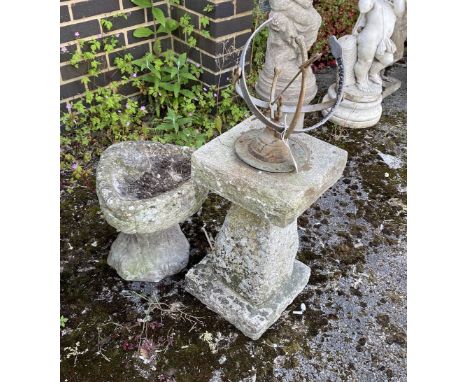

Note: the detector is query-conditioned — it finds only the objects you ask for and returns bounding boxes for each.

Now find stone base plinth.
[186,257,310,340]
[186,117,347,340]
[323,84,383,129]
[108,225,189,282]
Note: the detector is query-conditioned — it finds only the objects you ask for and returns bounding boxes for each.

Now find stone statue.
[390,0,407,64]
[322,0,406,128]
[353,0,406,92]
[256,0,322,128]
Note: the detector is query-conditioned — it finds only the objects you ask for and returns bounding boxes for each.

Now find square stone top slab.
[192,117,348,227]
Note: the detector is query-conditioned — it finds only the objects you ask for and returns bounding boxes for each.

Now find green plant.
[61,0,248,191]
[132,51,241,147]
[132,1,179,39]
[134,52,198,103]
[60,315,68,328]
[248,1,269,86]
[199,4,213,38]
[70,23,119,87]
[61,76,148,190]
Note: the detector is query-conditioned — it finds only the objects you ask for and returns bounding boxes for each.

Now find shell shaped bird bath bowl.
[96,141,208,282]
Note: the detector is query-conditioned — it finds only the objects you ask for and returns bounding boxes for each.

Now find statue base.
[322,84,383,129]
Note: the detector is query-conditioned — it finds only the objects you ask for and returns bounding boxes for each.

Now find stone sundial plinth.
[185,117,347,340]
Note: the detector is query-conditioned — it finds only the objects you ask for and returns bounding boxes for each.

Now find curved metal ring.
[238,18,286,134]
[236,20,345,134]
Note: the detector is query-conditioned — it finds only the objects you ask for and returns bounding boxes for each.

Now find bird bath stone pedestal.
[96,141,207,282]
[185,117,347,340]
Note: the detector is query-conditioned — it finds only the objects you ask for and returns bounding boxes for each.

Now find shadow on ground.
[60,64,407,382]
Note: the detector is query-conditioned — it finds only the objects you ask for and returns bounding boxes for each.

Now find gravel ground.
[60,64,407,382]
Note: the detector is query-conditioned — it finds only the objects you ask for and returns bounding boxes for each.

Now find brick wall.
[60,0,254,110]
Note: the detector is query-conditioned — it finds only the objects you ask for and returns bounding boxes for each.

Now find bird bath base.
[108,225,189,282]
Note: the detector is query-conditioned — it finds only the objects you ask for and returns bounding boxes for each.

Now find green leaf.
[165,19,179,32]
[179,117,192,126]
[180,72,197,81]
[140,74,155,83]
[215,116,223,134]
[152,7,166,25]
[131,0,152,7]
[178,53,187,67]
[180,89,195,99]
[155,123,173,131]
[187,36,197,48]
[60,315,68,328]
[160,82,175,92]
[173,83,180,98]
[133,27,154,38]
[153,40,162,56]
[200,16,210,28]
[168,67,178,79]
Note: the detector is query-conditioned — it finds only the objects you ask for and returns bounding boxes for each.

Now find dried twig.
[201,225,214,251]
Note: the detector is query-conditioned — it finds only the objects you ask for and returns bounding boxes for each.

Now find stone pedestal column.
[186,117,347,340]
[213,205,299,305]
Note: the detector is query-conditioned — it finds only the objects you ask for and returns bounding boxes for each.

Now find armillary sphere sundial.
[233,18,346,173]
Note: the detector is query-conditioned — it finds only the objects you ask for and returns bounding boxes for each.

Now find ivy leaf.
[131,0,152,7]
[187,36,197,48]
[133,27,154,38]
[200,16,210,28]
[152,7,166,25]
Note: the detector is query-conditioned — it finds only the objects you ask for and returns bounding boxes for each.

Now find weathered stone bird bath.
[185,117,347,340]
[96,141,207,282]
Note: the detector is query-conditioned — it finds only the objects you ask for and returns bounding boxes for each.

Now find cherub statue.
[353,0,406,92]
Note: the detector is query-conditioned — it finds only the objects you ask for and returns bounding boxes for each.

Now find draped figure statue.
[255,0,322,106]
